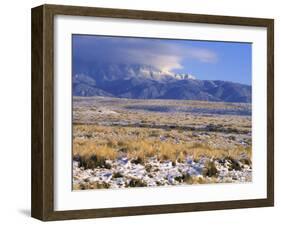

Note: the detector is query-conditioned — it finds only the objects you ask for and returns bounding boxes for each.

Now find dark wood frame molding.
[31,4,274,221]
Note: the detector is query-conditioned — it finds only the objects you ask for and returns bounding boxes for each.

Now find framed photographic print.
[31,4,274,221]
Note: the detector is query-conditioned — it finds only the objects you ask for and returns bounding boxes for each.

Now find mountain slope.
[72,64,251,103]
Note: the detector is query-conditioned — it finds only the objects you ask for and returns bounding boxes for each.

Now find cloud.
[73,35,217,72]
[185,48,218,63]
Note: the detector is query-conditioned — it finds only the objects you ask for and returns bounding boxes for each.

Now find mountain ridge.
[73,64,251,103]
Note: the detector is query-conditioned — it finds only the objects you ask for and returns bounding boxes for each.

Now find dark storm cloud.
[73,35,217,72]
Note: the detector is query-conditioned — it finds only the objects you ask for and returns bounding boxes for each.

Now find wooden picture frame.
[31,4,274,221]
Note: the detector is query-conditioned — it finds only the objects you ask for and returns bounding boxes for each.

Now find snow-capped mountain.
[73,64,251,103]
[74,64,196,82]
[174,73,196,80]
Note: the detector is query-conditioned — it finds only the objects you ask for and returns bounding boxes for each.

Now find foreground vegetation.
[72,97,252,189]
[73,125,251,168]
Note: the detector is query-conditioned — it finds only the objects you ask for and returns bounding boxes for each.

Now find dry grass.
[73,139,117,169]
[73,96,252,170]
[73,139,117,160]
[73,97,251,134]
[73,181,110,190]
[73,125,251,169]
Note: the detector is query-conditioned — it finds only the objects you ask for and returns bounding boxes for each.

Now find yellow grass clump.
[73,139,117,169]
[73,124,251,170]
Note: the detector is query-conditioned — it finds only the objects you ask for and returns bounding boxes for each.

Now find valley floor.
[72,96,252,190]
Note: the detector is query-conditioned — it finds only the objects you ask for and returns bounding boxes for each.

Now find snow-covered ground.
[73,155,252,190]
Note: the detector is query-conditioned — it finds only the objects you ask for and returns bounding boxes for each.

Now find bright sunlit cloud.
[73,35,252,85]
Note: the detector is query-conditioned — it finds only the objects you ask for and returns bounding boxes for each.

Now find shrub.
[73,140,117,169]
[128,178,147,187]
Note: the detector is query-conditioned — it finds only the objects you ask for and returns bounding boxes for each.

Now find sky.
[73,34,252,85]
